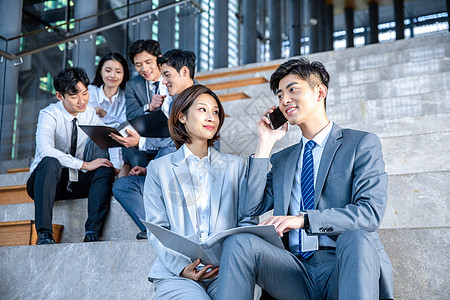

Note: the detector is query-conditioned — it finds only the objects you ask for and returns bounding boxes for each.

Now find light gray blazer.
[144,146,256,281]
[241,124,394,299]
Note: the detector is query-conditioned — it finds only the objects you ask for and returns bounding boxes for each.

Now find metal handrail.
[0,0,154,42]
[0,0,202,61]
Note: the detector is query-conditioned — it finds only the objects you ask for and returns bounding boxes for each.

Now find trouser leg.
[84,166,115,234]
[335,230,380,300]
[26,157,64,233]
[217,233,316,300]
[112,175,146,232]
[154,277,215,300]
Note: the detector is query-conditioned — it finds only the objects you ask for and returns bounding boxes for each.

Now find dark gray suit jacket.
[241,123,394,299]
[125,75,149,120]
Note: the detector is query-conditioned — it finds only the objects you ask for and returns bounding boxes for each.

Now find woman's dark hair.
[92,52,130,90]
[168,85,225,149]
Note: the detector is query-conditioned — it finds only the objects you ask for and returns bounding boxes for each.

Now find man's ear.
[55,91,64,101]
[180,66,189,78]
[317,84,327,102]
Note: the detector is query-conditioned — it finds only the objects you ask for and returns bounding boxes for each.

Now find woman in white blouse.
[88,52,129,175]
[144,85,255,299]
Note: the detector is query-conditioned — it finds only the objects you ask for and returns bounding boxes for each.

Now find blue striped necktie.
[299,140,316,259]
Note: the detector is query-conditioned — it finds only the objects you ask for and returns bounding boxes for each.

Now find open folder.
[79,110,171,149]
[78,125,123,149]
[141,220,284,267]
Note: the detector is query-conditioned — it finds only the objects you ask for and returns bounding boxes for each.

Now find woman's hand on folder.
[110,129,140,148]
[180,259,219,282]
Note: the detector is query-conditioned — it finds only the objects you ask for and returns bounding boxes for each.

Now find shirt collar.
[301,121,334,149]
[146,75,163,85]
[58,101,78,122]
[99,85,120,103]
[182,144,211,163]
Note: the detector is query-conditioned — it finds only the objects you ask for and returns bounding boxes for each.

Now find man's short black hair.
[53,67,90,95]
[157,49,196,79]
[270,58,330,107]
[128,39,161,64]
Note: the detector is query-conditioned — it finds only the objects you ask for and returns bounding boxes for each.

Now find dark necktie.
[299,140,316,259]
[70,118,77,157]
[154,81,159,95]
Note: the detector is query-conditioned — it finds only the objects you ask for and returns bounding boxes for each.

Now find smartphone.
[268,107,287,130]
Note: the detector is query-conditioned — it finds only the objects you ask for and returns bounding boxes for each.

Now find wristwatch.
[299,211,310,232]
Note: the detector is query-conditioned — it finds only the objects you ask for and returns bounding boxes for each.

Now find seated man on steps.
[111,49,197,240]
[122,39,172,169]
[217,58,394,300]
[27,67,115,245]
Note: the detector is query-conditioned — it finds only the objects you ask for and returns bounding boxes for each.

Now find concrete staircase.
[1,33,449,299]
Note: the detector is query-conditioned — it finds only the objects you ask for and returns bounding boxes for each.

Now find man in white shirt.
[26,67,115,245]
[123,39,172,168]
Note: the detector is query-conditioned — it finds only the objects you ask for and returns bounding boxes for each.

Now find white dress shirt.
[88,85,127,127]
[289,121,335,253]
[29,101,104,176]
[143,75,172,117]
[88,85,126,169]
[182,144,212,242]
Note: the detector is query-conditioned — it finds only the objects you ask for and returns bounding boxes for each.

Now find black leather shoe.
[83,231,101,242]
[136,230,147,240]
[36,231,56,245]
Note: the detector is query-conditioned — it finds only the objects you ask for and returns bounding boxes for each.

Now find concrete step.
[379,226,450,300]
[0,197,140,243]
[0,227,447,299]
[0,171,28,187]
[381,171,450,229]
[0,240,157,300]
[381,131,450,175]
[0,158,33,174]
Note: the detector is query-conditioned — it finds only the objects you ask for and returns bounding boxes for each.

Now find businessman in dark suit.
[217,58,393,300]
[123,39,172,168]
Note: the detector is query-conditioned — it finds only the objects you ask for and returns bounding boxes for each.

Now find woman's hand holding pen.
[149,94,167,111]
[254,105,288,158]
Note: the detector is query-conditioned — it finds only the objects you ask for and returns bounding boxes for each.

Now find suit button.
[319,227,325,232]
[327,228,333,232]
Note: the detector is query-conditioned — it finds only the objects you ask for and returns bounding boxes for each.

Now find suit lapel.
[281,142,303,215]
[172,148,198,230]
[314,124,343,208]
[137,76,148,107]
[210,148,225,229]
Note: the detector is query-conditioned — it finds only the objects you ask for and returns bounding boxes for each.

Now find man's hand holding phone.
[255,105,288,158]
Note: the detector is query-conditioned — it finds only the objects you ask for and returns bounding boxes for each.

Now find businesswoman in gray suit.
[143,85,255,299]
